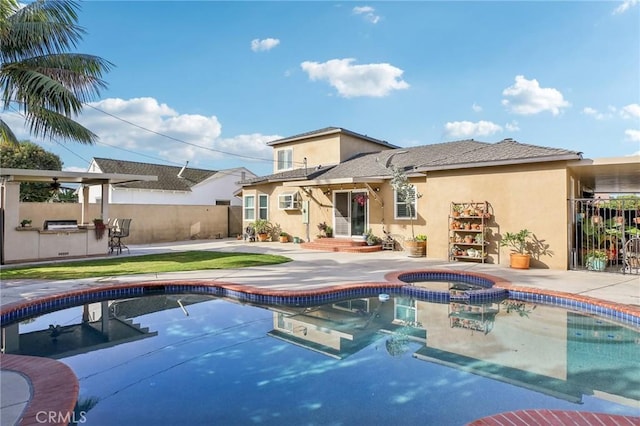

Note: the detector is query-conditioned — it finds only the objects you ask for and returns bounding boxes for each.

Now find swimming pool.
[5,290,639,425]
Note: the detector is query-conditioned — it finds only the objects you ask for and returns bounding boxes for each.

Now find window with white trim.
[276,148,293,171]
[278,192,300,210]
[243,195,255,221]
[258,194,269,220]
[394,186,417,219]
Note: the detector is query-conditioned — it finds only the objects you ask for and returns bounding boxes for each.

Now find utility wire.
[84,103,300,166]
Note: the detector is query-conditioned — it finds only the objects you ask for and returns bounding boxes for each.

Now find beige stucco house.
[240,127,640,271]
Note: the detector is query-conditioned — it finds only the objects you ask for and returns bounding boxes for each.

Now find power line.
[84,103,283,165]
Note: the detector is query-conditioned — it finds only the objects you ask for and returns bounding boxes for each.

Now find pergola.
[0,168,157,264]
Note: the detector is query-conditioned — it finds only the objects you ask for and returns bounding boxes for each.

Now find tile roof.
[243,138,582,184]
[320,139,581,179]
[267,127,400,149]
[240,165,335,185]
[93,158,218,191]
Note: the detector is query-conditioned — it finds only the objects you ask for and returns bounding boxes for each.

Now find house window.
[394,186,417,219]
[276,148,293,171]
[258,194,269,220]
[278,192,300,210]
[244,195,255,221]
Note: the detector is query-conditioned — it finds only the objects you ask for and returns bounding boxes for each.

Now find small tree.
[388,164,422,240]
[0,140,71,201]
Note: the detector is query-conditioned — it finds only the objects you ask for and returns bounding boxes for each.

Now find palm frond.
[1,63,83,115]
[26,105,97,144]
[0,117,19,144]
[1,0,84,63]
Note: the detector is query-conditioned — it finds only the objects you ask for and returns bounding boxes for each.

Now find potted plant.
[279,232,289,243]
[252,219,272,242]
[93,218,106,240]
[20,219,32,228]
[500,229,533,269]
[364,229,381,246]
[585,249,607,272]
[405,234,427,257]
[386,163,425,257]
[452,204,462,217]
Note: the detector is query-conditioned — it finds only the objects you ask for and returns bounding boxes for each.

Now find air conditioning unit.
[278,192,301,210]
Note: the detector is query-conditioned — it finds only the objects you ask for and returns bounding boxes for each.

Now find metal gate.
[570,198,639,274]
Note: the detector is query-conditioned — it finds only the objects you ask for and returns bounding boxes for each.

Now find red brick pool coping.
[1,353,78,426]
[2,271,639,425]
[468,409,640,425]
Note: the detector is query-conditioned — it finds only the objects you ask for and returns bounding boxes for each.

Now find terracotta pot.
[509,253,531,269]
[257,233,269,242]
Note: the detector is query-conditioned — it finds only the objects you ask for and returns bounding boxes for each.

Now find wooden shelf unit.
[449,201,492,263]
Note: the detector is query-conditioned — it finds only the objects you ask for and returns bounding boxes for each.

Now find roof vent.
[177,161,189,178]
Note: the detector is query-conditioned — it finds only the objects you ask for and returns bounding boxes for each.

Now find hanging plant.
[353,193,368,206]
[93,218,106,240]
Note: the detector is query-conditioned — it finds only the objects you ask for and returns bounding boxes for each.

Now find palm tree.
[0,0,112,144]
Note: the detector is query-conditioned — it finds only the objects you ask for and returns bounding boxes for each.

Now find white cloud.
[582,106,610,120]
[3,98,277,167]
[505,121,520,132]
[300,58,409,98]
[250,38,280,52]
[620,103,640,119]
[624,129,640,142]
[471,103,482,113]
[502,75,570,116]
[444,120,503,139]
[613,0,638,15]
[77,97,273,164]
[353,6,381,24]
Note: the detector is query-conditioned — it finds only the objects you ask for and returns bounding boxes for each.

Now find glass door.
[333,191,368,237]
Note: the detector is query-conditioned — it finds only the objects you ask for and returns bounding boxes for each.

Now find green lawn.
[0,251,292,280]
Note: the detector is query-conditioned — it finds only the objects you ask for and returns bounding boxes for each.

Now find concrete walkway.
[1,239,639,425]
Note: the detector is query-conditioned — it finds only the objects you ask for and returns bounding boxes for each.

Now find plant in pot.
[585,249,607,272]
[364,229,382,246]
[20,219,32,228]
[500,229,533,269]
[93,218,106,240]
[387,163,425,257]
[252,219,272,242]
[278,232,289,243]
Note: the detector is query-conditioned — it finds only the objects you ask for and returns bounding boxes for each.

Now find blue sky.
[6,0,640,177]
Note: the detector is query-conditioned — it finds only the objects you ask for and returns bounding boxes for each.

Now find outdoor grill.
[43,219,78,231]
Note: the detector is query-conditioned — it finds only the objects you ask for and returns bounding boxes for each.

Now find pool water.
[9,294,640,425]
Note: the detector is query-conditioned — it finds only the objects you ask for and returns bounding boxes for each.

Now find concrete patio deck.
[1,238,639,425]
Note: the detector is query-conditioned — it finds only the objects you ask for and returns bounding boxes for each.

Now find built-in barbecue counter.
[2,167,156,265]
[11,219,108,263]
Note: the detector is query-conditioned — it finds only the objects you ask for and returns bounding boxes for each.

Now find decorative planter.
[257,233,269,242]
[405,240,426,257]
[587,258,606,272]
[509,253,531,269]
[279,235,289,243]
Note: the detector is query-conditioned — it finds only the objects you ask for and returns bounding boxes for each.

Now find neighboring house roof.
[92,158,218,191]
[242,137,583,185]
[267,127,400,149]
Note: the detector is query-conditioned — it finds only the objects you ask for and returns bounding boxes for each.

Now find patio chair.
[622,237,640,275]
[110,218,132,255]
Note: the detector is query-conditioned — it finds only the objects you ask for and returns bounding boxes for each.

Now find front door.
[333,191,368,237]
